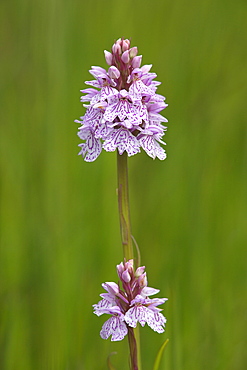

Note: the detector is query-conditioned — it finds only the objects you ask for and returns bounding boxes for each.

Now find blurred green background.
[1,0,247,369]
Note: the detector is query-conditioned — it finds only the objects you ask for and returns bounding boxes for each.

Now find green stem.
[116,151,142,370]
[117,151,133,260]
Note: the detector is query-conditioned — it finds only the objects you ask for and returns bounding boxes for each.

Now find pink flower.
[93,260,168,341]
[76,38,168,162]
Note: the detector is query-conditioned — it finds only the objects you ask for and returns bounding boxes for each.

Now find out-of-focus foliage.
[1,0,246,369]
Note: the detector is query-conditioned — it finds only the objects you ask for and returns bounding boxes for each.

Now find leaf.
[132,234,141,267]
[107,352,117,370]
[152,339,169,370]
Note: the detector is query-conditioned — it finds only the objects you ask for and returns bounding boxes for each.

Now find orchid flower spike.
[75,38,168,162]
[93,260,168,341]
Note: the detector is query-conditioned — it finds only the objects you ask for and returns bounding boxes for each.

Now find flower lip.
[100,314,128,341]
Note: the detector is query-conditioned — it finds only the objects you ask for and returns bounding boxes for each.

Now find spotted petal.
[129,79,154,101]
[78,131,102,162]
[103,128,140,157]
[100,311,128,341]
[139,135,166,160]
[124,305,148,328]
[146,311,167,333]
[93,299,113,316]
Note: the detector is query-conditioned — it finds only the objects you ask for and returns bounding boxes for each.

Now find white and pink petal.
[146,311,167,333]
[78,132,102,162]
[94,120,112,140]
[125,306,145,328]
[141,287,160,297]
[100,315,128,341]
[103,128,140,157]
[93,299,113,316]
[100,85,118,101]
[129,79,154,101]
[139,135,166,160]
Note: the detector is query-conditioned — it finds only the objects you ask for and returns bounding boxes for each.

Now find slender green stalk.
[117,151,142,370]
[117,151,133,260]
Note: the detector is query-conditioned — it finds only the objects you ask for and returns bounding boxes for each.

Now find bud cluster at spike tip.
[93,260,168,341]
[75,38,168,162]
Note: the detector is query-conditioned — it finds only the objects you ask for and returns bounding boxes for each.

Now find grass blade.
[107,352,117,370]
[153,339,169,370]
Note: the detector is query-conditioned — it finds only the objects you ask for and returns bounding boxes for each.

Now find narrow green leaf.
[132,234,141,267]
[107,352,117,370]
[152,339,169,370]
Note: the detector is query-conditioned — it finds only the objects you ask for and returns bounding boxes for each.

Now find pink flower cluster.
[75,38,168,162]
[93,260,168,341]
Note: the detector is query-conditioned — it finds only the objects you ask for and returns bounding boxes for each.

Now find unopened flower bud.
[112,42,121,54]
[125,259,134,274]
[121,50,130,63]
[122,269,131,283]
[104,50,113,65]
[117,262,124,276]
[135,265,145,277]
[129,47,138,58]
[138,272,147,288]
[132,55,142,69]
[108,66,120,79]
[122,39,130,51]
